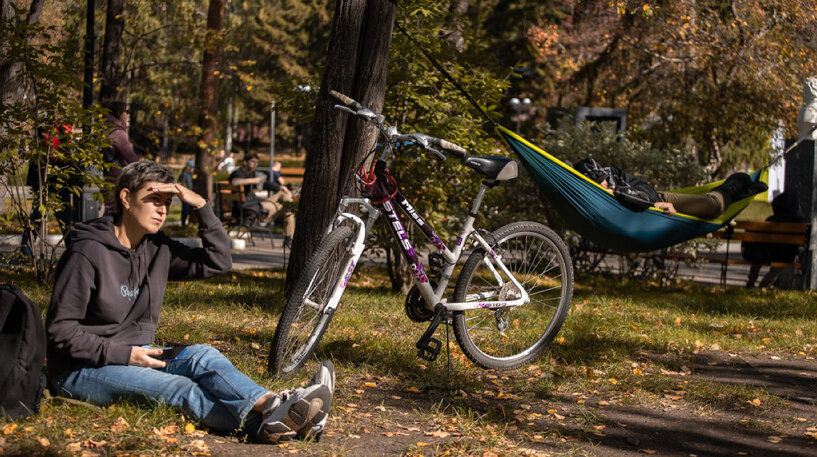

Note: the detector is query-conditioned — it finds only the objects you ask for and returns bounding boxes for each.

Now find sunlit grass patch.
[1,265,814,455]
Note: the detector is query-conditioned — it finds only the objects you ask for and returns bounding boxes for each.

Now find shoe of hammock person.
[257,384,332,443]
[730,181,768,202]
[299,360,335,440]
[711,173,751,202]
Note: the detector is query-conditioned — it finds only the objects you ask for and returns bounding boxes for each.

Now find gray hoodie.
[46,204,231,378]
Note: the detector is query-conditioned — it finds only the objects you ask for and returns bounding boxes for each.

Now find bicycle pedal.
[416,337,441,361]
[415,303,447,362]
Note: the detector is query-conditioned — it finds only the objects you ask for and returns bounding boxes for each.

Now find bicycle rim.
[453,222,572,369]
[273,226,354,377]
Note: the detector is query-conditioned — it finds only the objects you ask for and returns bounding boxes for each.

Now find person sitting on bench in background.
[229,152,295,248]
[742,191,808,288]
[574,158,767,219]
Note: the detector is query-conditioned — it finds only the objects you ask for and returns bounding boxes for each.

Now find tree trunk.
[447,0,468,52]
[99,0,125,102]
[193,0,226,201]
[0,0,46,112]
[285,0,395,291]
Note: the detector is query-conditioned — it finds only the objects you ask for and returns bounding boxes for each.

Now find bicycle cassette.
[404,285,435,322]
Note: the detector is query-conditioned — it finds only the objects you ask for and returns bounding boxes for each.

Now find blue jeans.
[52,344,269,434]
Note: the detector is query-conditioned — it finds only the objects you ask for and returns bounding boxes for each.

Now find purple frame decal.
[393,192,447,252]
[381,200,428,284]
[340,260,356,288]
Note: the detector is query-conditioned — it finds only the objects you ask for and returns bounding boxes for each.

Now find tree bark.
[99,0,125,102]
[193,0,226,201]
[0,0,46,111]
[285,0,395,291]
[447,0,468,52]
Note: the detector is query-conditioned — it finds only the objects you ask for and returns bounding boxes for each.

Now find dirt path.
[193,351,817,456]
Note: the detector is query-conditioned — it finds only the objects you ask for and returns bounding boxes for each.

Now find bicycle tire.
[452,221,573,370]
[269,226,355,378]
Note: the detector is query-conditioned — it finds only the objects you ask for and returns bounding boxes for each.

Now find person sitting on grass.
[574,158,767,219]
[46,161,333,443]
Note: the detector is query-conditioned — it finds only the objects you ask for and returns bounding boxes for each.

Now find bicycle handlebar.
[329,90,363,111]
[329,90,468,159]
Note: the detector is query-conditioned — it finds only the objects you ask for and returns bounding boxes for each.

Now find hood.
[106,113,127,131]
[66,215,148,287]
[66,215,129,253]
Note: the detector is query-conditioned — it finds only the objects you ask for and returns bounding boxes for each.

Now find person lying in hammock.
[574,158,767,219]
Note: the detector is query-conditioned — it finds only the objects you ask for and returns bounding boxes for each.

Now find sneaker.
[731,181,768,202]
[299,360,335,440]
[257,384,332,443]
[712,173,751,202]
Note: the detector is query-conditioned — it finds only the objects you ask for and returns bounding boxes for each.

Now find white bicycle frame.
[319,186,531,315]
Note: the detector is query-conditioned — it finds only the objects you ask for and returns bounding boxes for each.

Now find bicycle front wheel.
[452,221,573,370]
[269,226,355,378]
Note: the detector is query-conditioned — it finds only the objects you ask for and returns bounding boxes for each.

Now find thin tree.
[285,0,395,290]
[194,0,226,200]
[99,0,125,102]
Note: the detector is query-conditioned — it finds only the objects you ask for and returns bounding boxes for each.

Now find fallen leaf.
[110,417,129,433]
[185,439,209,452]
[767,436,782,443]
[406,387,422,393]
[2,424,17,435]
[640,450,656,454]
[38,437,50,447]
[83,439,107,448]
[185,423,197,434]
[424,430,450,438]
[66,442,82,452]
[416,442,430,447]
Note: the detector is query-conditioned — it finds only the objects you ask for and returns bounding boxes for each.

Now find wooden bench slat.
[711,231,806,244]
[279,167,305,184]
[733,220,810,233]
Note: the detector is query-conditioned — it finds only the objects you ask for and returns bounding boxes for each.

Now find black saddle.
[460,155,518,181]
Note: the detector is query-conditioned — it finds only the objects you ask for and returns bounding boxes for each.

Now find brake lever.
[334,104,356,115]
[426,146,446,161]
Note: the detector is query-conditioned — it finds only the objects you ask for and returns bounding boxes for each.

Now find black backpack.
[0,284,47,420]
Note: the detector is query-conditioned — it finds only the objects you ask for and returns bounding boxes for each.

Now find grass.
[1,265,815,456]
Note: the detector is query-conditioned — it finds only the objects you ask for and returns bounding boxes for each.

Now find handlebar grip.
[431,138,467,158]
[329,90,363,110]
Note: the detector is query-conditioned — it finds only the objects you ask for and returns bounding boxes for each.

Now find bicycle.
[269,91,573,378]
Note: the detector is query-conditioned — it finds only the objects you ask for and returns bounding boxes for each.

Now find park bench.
[256,166,305,187]
[697,220,811,287]
[214,181,277,248]
[279,167,305,185]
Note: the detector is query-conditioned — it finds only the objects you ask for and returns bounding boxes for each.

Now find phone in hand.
[157,346,187,362]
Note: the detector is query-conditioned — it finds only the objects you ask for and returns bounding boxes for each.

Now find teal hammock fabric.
[497,126,762,252]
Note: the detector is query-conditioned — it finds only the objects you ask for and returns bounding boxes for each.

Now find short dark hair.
[102,100,129,118]
[243,152,259,162]
[115,161,175,220]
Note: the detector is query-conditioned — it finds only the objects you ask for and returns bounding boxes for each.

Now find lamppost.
[270,101,276,164]
[509,97,531,132]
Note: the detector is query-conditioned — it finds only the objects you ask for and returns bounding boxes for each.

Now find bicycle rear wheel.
[452,221,573,370]
[269,226,355,378]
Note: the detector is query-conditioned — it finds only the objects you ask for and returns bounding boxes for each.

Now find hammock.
[392,20,789,253]
[497,126,764,252]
